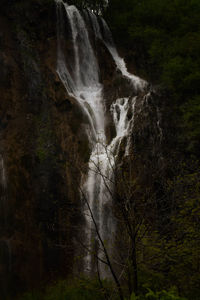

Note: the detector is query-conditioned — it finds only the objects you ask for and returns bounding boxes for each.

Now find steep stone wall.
[0,1,89,297]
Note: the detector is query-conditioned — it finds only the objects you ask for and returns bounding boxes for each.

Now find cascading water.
[85,11,146,90]
[110,96,137,156]
[56,0,146,276]
[56,0,104,143]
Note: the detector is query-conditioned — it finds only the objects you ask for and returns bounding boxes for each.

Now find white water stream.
[56,0,145,275]
[86,10,146,90]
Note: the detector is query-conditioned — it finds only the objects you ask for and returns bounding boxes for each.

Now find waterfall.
[86,12,147,90]
[110,96,137,155]
[56,0,145,276]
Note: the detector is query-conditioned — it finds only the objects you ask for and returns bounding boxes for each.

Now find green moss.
[34,114,56,163]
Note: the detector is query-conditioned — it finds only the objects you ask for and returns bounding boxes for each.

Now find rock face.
[0,1,89,297]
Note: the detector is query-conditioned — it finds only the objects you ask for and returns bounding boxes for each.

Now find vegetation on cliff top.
[105,0,200,156]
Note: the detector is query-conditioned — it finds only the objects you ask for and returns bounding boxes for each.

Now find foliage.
[134,160,200,300]
[19,279,188,300]
[106,0,200,155]
[127,288,187,300]
[164,162,200,299]
[19,278,111,300]
[143,288,186,300]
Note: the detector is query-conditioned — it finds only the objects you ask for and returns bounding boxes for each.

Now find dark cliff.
[0,1,90,297]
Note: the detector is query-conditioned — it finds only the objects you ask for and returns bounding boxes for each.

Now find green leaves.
[106,0,200,155]
[130,292,137,300]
